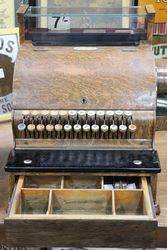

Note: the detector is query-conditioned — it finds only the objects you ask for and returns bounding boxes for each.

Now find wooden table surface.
[0,122,167,247]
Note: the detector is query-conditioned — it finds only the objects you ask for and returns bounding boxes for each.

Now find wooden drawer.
[5,175,157,248]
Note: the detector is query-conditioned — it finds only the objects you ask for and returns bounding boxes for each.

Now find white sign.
[0,93,12,115]
[48,16,70,31]
[0,30,19,117]
[0,34,19,63]
[152,43,167,58]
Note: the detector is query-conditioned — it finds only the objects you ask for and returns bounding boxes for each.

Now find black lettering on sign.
[0,38,4,50]
[6,40,14,53]
[1,105,8,113]
[153,46,160,56]
[7,103,12,111]
[54,16,61,28]
[1,103,12,113]
[161,45,167,55]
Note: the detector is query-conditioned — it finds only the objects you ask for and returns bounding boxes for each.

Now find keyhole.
[81,97,88,104]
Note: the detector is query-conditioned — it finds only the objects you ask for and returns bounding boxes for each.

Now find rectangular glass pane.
[22,2,148,45]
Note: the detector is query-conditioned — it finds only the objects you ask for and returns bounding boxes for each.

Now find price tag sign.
[0,28,19,117]
[48,16,70,31]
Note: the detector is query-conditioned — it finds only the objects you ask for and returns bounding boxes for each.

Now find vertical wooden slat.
[17,4,29,43]
[145,5,155,43]
[112,190,116,215]
[46,190,53,214]
[141,177,154,217]
[9,176,24,215]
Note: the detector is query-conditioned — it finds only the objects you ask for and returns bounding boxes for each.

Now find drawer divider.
[101,176,104,189]
[141,177,154,217]
[9,176,24,215]
[47,190,53,215]
[112,190,116,215]
[61,176,64,189]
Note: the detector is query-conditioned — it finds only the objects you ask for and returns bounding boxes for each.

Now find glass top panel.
[24,6,147,17]
[22,2,148,46]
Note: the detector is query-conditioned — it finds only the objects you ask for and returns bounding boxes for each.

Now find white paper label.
[48,16,70,31]
[74,47,98,51]
[0,68,5,79]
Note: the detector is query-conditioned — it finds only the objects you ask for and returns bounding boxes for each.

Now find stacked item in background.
[138,0,167,131]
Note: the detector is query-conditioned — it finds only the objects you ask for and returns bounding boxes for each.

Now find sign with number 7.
[48,16,70,30]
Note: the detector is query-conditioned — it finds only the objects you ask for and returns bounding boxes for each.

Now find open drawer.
[5,175,157,248]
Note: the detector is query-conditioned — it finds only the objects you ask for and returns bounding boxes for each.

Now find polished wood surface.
[13,43,156,110]
[0,122,167,246]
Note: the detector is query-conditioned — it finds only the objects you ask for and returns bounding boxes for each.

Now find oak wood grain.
[13,43,156,110]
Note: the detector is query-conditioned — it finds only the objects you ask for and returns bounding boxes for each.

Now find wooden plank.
[9,176,24,215]
[46,190,52,215]
[141,177,154,217]
[5,218,157,247]
[157,224,167,247]
[0,222,6,244]
[112,190,116,215]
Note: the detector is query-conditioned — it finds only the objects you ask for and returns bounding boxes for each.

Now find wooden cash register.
[3,1,162,248]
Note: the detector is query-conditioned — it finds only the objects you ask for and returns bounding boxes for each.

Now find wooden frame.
[5,175,157,247]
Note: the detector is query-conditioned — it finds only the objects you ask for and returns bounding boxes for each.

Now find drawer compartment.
[51,190,112,215]
[5,175,157,248]
[18,189,49,214]
[115,190,145,215]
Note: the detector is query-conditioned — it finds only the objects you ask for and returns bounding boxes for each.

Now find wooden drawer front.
[5,175,157,248]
